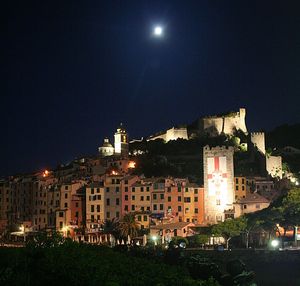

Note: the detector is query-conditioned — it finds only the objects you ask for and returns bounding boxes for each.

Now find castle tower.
[203,146,235,224]
[250,132,266,154]
[98,138,114,157]
[114,123,128,157]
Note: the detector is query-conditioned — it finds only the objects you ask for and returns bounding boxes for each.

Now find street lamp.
[151,235,157,246]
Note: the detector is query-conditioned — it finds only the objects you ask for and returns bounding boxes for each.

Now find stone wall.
[250,132,266,154]
[200,108,248,136]
[266,155,283,179]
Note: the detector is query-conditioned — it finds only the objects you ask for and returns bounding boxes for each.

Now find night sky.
[1,0,300,176]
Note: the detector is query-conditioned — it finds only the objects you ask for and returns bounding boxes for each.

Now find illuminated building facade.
[203,146,235,224]
[114,123,129,157]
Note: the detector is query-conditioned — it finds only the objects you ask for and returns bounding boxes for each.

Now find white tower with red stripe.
[203,145,235,224]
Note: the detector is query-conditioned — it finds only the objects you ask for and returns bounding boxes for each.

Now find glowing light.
[271,239,279,248]
[153,26,163,36]
[151,235,157,241]
[111,170,119,175]
[19,225,25,232]
[128,161,136,169]
[42,170,49,177]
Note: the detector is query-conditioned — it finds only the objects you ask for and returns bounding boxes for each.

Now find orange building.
[234,176,247,200]
[183,183,204,224]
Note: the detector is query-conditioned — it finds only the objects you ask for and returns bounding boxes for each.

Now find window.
[116,198,120,205]
[96,188,100,193]
[125,195,128,201]
[168,196,171,202]
[116,187,120,192]
[143,215,148,221]
[153,194,157,200]
[216,200,220,206]
[141,187,144,192]
[195,208,198,214]
[112,179,115,184]
[125,180,128,185]
[116,211,120,218]
[146,187,150,192]
[153,204,157,210]
[178,196,182,202]
[146,196,150,201]
[184,197,191,203]
[243,204,247,209]
[160,204,163,210]
[178,206,182,212]
[65,193,68,199]
[132,195,135,201]
[64,203,68,208]
[125,186,128,192]
[91,205,94,212]
[131,205,135,211]
[106,199,110,206]
[106,212,110,219]
[59,222,63,229]
[132,187,135,192]
[242,178,245,184]
[236,186,239,191]
[65,186,69,190]
[106,187,110,193]
[97,195,101,200]
[146,206,150,211]
[124,205,128,211]
[236,178,238,184]
[137,215,142,221]
[194,189,198,194]
[75,202,79,208]
[97,205,100,212]
[140,196,144,201]
[160,194,164,200]
[194,197,198,202]
[91,215,94,222]
[242,186,245,191]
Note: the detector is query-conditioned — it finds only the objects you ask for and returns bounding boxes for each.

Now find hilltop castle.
[147,108,248,142]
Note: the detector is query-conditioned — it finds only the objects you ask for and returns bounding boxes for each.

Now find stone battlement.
[251,132,265,137]
[203,145,234,151]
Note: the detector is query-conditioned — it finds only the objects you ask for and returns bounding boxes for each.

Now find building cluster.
[0,123,284,241]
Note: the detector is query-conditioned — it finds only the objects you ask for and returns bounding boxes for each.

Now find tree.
[103,218,120,238]
[212,217,247,249]
[278,188,300,245]
[118,213,140,239]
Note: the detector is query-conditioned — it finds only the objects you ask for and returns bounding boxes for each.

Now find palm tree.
[103,218,120,238]
[118,213,140,239]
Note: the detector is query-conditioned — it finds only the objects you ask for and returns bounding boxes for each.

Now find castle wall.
[200,108,247,136]
[266,156,282,179]
[166,127,188,141]
[203,118,223,136]
[147,133,166,141]
[148,127,188,142]
[250,132,266,154]
[203,146,235,224]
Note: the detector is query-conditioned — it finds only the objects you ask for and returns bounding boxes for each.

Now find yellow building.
[85,183,105,231]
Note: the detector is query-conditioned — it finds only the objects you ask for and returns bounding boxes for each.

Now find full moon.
[153,26,163,36]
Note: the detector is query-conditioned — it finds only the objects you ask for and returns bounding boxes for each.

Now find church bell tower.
[114,123,128,157]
